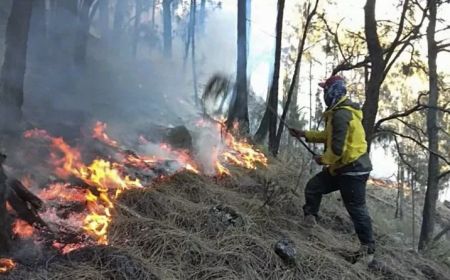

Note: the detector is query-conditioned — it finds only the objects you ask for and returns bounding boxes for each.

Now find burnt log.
[0,180,10,254]
[6,179,43,210]
[6,185,47,229]
[139,124,193,152]
[0,154,49,251]
[163,126,193,151]
[67,176,100,197]
[0,154,11,253]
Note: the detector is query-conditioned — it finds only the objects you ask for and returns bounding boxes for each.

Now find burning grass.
[3,165,450,279]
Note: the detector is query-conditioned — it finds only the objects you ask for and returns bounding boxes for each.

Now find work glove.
[288,128,305,139]
[313,155,324,165]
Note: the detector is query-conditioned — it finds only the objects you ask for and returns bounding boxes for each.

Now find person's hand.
[288,128,305,139]
[313,155,324,165]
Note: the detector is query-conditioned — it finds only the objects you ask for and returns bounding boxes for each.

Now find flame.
[73,159,142,245]
[221,129,267,170]
[26,129,143,246]
[39,183,87,203]
[0,259,15,273]
[160,143,200,174]
[52,241,87,255]
[20,175,33,189]
[12,220,34,239]
[92,121,119,148]
[200,119,268,175]
[50,137,83,178]
[20,119,268,253]
[23,128,52,140]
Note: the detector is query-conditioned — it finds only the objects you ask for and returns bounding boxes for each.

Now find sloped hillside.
[3,162,449,280]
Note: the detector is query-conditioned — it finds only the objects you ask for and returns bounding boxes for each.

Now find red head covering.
[318,75,345,89]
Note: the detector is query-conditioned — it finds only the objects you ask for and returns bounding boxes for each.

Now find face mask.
[323,80,346,107]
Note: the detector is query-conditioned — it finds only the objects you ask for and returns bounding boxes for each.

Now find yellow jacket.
[305,97,372,175]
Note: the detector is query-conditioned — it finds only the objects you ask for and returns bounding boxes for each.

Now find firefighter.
[289,75,375,263]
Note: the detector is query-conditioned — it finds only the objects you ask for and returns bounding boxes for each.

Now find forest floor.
[3,161,450,280]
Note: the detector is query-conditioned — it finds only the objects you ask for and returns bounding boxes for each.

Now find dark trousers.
[303,170,375,249]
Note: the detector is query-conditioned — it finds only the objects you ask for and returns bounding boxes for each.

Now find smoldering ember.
[1,1,450,280]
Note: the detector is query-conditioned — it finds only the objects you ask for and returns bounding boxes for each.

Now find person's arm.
[321,109,351,165]
[289,128,326,143]
[304,130,327,143]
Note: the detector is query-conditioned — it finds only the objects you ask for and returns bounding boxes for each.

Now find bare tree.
[395,164,404,219]
[272,0,319,155]
[74,0,95,66]
[419,0,439,251]
[0,0,34,128]
[184,0,199,104]
[330,0,426,144]
[254,0,285,149]
[163,0,173,58]
[199,0,206,32]
[132,0,143,57]
[114,0,127,41]
[227,0,249,134]
[411,169,416,249]
[30,0,47,57]
[99,0,110,41]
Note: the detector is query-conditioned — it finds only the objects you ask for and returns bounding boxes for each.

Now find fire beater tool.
[202,74,317,157]
[264,105,317,157]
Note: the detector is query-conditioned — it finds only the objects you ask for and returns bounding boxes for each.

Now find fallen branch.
[432,224,450,243]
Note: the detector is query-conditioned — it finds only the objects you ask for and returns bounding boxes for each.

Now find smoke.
[19,1,237,137]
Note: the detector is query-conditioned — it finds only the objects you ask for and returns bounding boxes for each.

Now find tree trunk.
[395,164,401,219]
[362,0,384,146]
[74,0,94,66]
[113,0,127,40]
[400,169,404,219]
[29,0,47,58]
[227,0,249,134]
[246,0,251,57]
[99,0,110,40]
[0,0,34,129]
[419,0,439,251]
[411,170,416,249]
[254,0,285,148]
[272,0,318,155]
[133,0,143,57]
[49,1,78,56]
[152,0,157,29]
[396,165,404,219]
[163,0,173,58]
[184,1,194,64]
[199,0,206,33]
[191,0,199,105]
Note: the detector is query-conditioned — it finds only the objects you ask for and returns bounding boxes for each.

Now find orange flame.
[92,121,119,148]
[12,220,34,239]
[39,183,87,203]
[0,258,15,273]
[21,119,268,252]
[203,120,268,175]
[52,241,87,255]
[160,143,200,174]
[26,129,143,246]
